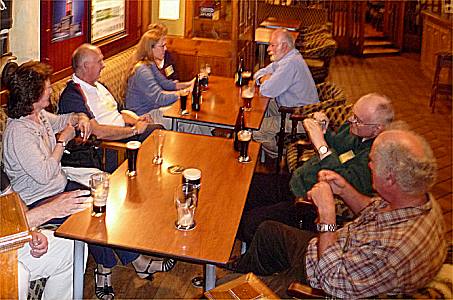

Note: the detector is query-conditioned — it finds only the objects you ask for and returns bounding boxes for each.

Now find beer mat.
[168,165,185,174]
[229,282,263,299]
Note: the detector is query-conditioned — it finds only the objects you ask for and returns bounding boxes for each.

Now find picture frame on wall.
[52,0,85,42]
[91,0,126,43]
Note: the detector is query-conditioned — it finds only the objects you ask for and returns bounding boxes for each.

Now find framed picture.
[91,0,126,43]
[52,0,85,42]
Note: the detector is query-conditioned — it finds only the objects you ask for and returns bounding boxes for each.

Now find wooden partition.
[166,0,255,79]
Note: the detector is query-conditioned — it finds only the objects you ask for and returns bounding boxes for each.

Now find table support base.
[205,264,216,291]
[73,240,85,299]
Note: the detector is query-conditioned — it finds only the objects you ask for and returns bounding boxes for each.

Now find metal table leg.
[73,240,85,299]
[204,264,216,291]
[171,118,176,131]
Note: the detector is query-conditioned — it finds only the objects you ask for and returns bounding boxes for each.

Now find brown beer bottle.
[235,58,244,86]
[233,106,245,151]
[192,75,201,111]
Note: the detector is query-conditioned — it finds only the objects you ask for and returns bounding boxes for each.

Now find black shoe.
[135,258,177,280]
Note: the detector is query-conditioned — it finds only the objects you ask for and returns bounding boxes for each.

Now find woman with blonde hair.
[124,27,193,129]
[148,23,179,81]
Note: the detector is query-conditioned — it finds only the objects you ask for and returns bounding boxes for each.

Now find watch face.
[319,145,328,155]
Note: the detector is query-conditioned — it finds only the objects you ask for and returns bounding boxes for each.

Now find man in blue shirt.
[254,28,318,158]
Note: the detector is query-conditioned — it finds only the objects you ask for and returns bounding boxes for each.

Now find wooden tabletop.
[255,27,300,44]
[259,17,302,31]
[56,130,260,265]
[163,76,269,130]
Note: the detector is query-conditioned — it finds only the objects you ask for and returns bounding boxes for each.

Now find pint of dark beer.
[180,89,189,114]
[126,141,141,176]
[90,172,109,216]
[242,71,252,86]
[238,130,252,163]
[182,168,202,197]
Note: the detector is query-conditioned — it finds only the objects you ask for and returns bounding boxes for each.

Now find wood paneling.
[421,10,453,79]
[40,0,141,82]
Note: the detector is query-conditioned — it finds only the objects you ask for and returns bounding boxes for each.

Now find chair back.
[323,103,353,131]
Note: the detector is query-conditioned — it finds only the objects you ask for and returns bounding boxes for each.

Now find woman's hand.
[58,123,76,143]
[48,190,92,219]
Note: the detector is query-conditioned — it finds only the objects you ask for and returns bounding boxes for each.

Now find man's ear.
[385,171,396,186]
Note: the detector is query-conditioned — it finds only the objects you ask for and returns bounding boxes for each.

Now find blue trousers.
[30,180,140,268]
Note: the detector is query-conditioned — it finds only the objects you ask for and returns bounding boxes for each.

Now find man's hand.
[312,112,329,134]
[48,190,92,219]
[138,114,153,123]
[29,231,48,258]
[303,118,327,149]
[76,114,92,141]
[134,120,149,135]
[317,170,351,198]
[307,181,336,224]
[259,73,272,85]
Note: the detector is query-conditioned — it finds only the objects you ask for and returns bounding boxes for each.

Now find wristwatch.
[318,145,329,155]
[131,126,138,136]
[56,140,67,148]
[317,223,337,232]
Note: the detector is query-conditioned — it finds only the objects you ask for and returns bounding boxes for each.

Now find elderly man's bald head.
[72,44,101,72]
[72,44,104,85]
[356,93,394,125]
[271,28,295,49]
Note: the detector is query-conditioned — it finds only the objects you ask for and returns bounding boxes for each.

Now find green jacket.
[289,123,374,197]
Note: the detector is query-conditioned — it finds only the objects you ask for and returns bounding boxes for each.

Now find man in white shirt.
[59,43,162,172]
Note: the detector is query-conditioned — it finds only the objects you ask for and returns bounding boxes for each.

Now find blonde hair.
[123,29,166,97]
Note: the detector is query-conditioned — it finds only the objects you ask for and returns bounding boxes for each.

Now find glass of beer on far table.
[238,130,252,163]
[241,82,254,111]
[90,172,109,216]
[126,141,141,176]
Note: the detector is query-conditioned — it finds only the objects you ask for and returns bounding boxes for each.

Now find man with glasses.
[253,28,318,158]
[230,128,446,298]
[238,93,394,243]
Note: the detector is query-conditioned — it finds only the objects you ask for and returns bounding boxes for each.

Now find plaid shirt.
[305,194,446,298]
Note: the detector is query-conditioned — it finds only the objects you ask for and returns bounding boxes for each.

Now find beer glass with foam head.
[126,141,141,176]
[238,130,252,163]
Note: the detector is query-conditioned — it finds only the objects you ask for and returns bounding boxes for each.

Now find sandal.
[135,258,177,280]
[94,268,115,300]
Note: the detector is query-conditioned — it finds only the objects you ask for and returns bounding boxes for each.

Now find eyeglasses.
[154,43,166,49]
[348,114,379,127]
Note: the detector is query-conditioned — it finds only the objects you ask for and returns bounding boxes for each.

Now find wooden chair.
[276,82,346,173]
[100,141,128,171]
[429,52,452,113]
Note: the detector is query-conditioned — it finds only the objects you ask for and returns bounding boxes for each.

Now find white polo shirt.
[72,74,125,127]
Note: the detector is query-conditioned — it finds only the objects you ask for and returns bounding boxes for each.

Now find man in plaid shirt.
[232,128,446,298]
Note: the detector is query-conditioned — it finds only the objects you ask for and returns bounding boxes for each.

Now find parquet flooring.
[82,53,452,299]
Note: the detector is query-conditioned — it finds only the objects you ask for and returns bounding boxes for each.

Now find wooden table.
[56,130,260,297]
[255,28,300,68]
[259,17,302,31]
[164,76,269,131]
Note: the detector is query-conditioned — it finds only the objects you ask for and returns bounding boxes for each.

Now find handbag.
[61,136,102,169]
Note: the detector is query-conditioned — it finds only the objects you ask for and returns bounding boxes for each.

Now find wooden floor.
[82,53,452,299]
